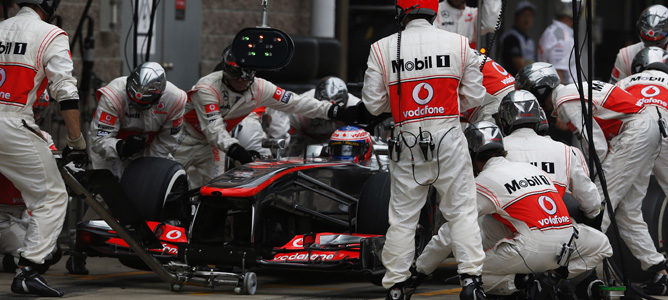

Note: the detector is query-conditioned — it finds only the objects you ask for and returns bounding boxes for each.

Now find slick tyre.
[121,157,189,221]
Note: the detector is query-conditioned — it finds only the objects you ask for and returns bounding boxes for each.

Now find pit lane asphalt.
[0,257,465,299]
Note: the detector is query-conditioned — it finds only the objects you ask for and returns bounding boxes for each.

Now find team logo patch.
[492,62,508,76]
[412,82,434,105]
[273,87,292,103]
[204,103,219,113]
[99,111,117,126]
[641,86,661,98]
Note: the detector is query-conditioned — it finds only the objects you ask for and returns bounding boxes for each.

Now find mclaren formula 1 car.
[66,146,436,294]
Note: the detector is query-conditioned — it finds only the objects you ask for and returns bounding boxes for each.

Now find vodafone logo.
[412,83,434,105]
[538,195,557,215]
[0,68,6,88]
[292,238,303,248]
[492,62,508,76]
[641,86,661,98]
[165,230,182,240]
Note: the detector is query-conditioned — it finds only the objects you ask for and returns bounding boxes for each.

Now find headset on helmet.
[221,46,256,92]
[464,121,504,156]
[315,77,349,108]
[15,0,60,20]
[126,62,166,109]
[631,46,668,74]
[396,0,438,25]
[328,126,373,162]
[498,90,542,135]
[537,107,549,136]
[637,5,668,47]
[515,62,561,105]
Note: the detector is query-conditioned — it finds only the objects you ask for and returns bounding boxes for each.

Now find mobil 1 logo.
[391,55,450,73]
[0,42,27,55]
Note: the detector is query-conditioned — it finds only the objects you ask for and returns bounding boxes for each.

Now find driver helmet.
[631,46,668,74]
[396,0,438,25]
[328,126,373,162]
[464,121,504,155]
[15,0,60,20]
[315,76,349,108]
[126,62,166,109]
[498,90,542,135]
[637,4,668,47]
[221,46,256,92]
[515,62,561,105]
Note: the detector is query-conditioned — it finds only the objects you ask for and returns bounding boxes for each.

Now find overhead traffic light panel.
[232,27,294,70]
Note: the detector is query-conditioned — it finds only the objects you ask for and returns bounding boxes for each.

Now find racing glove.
[328,103,361,124]
[116,135,146,158]
[62,133,88,167]
[460,274,487,300]
[227,143,261,164]
[582,205,605,231]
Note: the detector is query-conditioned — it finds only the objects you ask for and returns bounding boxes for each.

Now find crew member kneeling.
[415,121,612,296]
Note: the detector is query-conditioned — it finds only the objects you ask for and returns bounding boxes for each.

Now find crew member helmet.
[126,62,166,109]
[328,126,373,162]
[315,77,349,108]
[221,46,256,92]
[15,0,60,20]
[515,62,561,104]
[498,90,542,135]
[464,121,504,155]
[396,0,438,24]
[631,46,668,74]
[637,5,668,47]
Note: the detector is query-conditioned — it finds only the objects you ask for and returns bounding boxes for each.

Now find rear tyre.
[120,157,189,221]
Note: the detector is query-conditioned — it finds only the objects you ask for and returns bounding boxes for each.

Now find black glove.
[582,207,605,231]
[328,103,363,124]
[61,146,89,168]
[116,135,146,158]
[460,274,486,300]
[227,143,260,164]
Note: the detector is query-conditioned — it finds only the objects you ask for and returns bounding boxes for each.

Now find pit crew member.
[174,46,336,187]
[360,0,487,298]
[435,0,502,49]
[0,130,60,274]
[0,0,87,296]
[89,62,187,178]
[617,47,668,198]
[609,4,667,84]
[499,90,602,220]
[517,62,668,295]
[415,121,612,296]
[460,55,515,124]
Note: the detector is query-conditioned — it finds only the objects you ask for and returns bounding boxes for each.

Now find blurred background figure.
[434,0,502,49]
[500,1,536,76]
[538,1,576,84]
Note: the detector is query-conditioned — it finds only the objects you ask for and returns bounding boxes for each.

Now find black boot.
[386,280,417,300]
[642,272,668,296]
[66,252,89,275]
[460,274,487,300]
[11,266,64,297]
